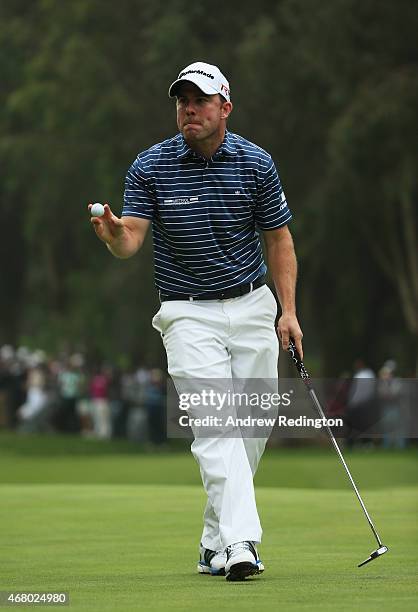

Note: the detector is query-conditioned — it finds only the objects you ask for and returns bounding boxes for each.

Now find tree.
[329,66,418,372]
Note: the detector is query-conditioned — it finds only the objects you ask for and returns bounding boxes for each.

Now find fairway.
[0,435,417,611]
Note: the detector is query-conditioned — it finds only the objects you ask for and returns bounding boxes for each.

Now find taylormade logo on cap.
[168,62,231,102]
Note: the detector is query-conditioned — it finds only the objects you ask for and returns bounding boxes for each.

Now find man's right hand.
[88,203,151,259]
[88,202,124,246]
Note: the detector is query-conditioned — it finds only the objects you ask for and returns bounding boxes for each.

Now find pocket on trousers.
[152,306,164,335]
[264,285,278,314]
[152,302,173,337]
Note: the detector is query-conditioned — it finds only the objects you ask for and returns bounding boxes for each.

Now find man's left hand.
[277,314,303,359]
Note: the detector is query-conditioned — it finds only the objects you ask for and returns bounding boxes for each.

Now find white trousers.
[152,284,279,550]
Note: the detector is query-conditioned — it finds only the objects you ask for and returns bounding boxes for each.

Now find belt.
[159,276,265,302]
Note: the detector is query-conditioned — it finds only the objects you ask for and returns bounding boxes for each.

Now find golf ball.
[91,203,105,217]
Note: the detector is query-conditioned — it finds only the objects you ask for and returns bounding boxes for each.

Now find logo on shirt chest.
[163,196,199,205]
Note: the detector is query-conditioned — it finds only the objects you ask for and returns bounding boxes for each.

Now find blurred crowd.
[327,358,417,449]
[0,345,166,445]
[0,345,416,449]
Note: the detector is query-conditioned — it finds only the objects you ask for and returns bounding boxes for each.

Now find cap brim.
[168,75,219,98]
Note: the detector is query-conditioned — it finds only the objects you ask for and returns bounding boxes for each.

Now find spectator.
[17,364,50,433]
[0,345,28,428]
[54,356,83,433]
[107,367,126,438]
[89,366,111,439]
[345,359,378,447]
[143,368,166,446]
[378,360,406,449]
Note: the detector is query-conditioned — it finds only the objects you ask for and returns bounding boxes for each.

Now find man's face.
[176,82,232,143]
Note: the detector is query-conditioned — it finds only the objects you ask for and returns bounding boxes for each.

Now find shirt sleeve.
[122,155,156,220]
[254,156,292,230]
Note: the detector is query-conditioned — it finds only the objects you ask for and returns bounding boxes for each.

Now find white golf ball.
[90,203,105,217]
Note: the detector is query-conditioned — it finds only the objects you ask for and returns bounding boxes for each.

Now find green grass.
[0,433,417,611]
[0,432,416,490]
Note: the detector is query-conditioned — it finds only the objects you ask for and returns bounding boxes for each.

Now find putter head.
[358,545,388,567]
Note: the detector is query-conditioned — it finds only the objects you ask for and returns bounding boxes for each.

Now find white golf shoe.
[197,543,227,576]
[225,541,264,581]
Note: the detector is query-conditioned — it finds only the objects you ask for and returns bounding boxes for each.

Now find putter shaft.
[288,340,388,566]
[307,386,383,548]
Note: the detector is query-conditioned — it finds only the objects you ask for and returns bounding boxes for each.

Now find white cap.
[168,61,231,102]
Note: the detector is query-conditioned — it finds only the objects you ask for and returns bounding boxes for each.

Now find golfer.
[90,61,303,581]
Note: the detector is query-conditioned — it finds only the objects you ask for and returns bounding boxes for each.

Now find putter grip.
[288,339,310,381]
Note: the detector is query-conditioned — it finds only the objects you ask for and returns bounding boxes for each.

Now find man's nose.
[185,101,196,114]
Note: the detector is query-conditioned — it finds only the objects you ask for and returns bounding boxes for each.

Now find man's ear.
[221,101,233,120]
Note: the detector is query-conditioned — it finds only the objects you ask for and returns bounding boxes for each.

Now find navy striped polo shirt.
[122,130,292,295]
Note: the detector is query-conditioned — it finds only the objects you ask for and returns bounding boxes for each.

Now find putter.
[287,339,388,567]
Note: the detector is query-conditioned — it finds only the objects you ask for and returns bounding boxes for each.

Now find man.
[90,61,303,581]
